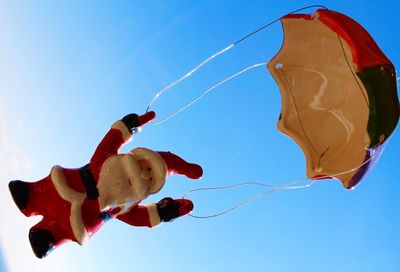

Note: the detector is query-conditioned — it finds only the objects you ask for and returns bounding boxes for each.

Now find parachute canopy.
[267,9,399,189]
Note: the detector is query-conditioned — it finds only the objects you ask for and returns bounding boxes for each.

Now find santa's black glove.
[157,197,180,222]
[121,113,140,132]
[156,197,194,222]
[121,111,156,133]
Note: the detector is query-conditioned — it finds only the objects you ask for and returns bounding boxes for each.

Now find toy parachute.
[268,9,399,189]
[148,7,399,191]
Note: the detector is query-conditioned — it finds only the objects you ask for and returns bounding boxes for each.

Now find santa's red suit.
[9,112,202,258]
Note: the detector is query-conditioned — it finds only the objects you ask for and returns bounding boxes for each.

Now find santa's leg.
[9,175,61,217]
[29,218,70,258]
[10,176,76,258]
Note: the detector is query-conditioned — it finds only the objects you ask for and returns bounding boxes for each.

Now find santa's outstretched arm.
[114,198,194,228]
[90,111,156,164]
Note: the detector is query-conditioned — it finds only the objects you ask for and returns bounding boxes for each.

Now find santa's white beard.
[97,154,149,211]
[99,181,140,211]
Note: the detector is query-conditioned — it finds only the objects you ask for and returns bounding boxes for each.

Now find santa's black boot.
[29,228,55,258]
[8,180,29,211]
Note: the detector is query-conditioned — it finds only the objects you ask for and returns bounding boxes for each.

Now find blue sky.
[0,1,399,272]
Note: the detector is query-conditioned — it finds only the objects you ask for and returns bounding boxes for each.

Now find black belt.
[79,164,99,200]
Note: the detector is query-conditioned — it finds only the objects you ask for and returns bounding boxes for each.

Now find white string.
[184,145,380,219]
[145,5,329,123]
[146,5,328,125]
[150,62,267,125]
[146,44,234,113]
[184,179,314,219]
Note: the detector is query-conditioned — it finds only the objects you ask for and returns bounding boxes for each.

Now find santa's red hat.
[157,151,203,180]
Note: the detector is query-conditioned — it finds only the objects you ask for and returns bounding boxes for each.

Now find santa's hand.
[156,197,194,222]
[121,111,156,133]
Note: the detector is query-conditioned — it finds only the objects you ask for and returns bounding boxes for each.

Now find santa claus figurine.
[8,111,203,258]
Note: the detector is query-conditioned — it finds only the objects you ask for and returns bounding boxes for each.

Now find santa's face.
[129,147,168,194]
[137,159,155,191]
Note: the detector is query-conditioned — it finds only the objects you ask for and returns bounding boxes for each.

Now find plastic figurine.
[8,111,203,258]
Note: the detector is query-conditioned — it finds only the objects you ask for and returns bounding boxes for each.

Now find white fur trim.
[112,120,132,142]
[145,203,161,227]
[50,166,88,245]
[97,154,146,211]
